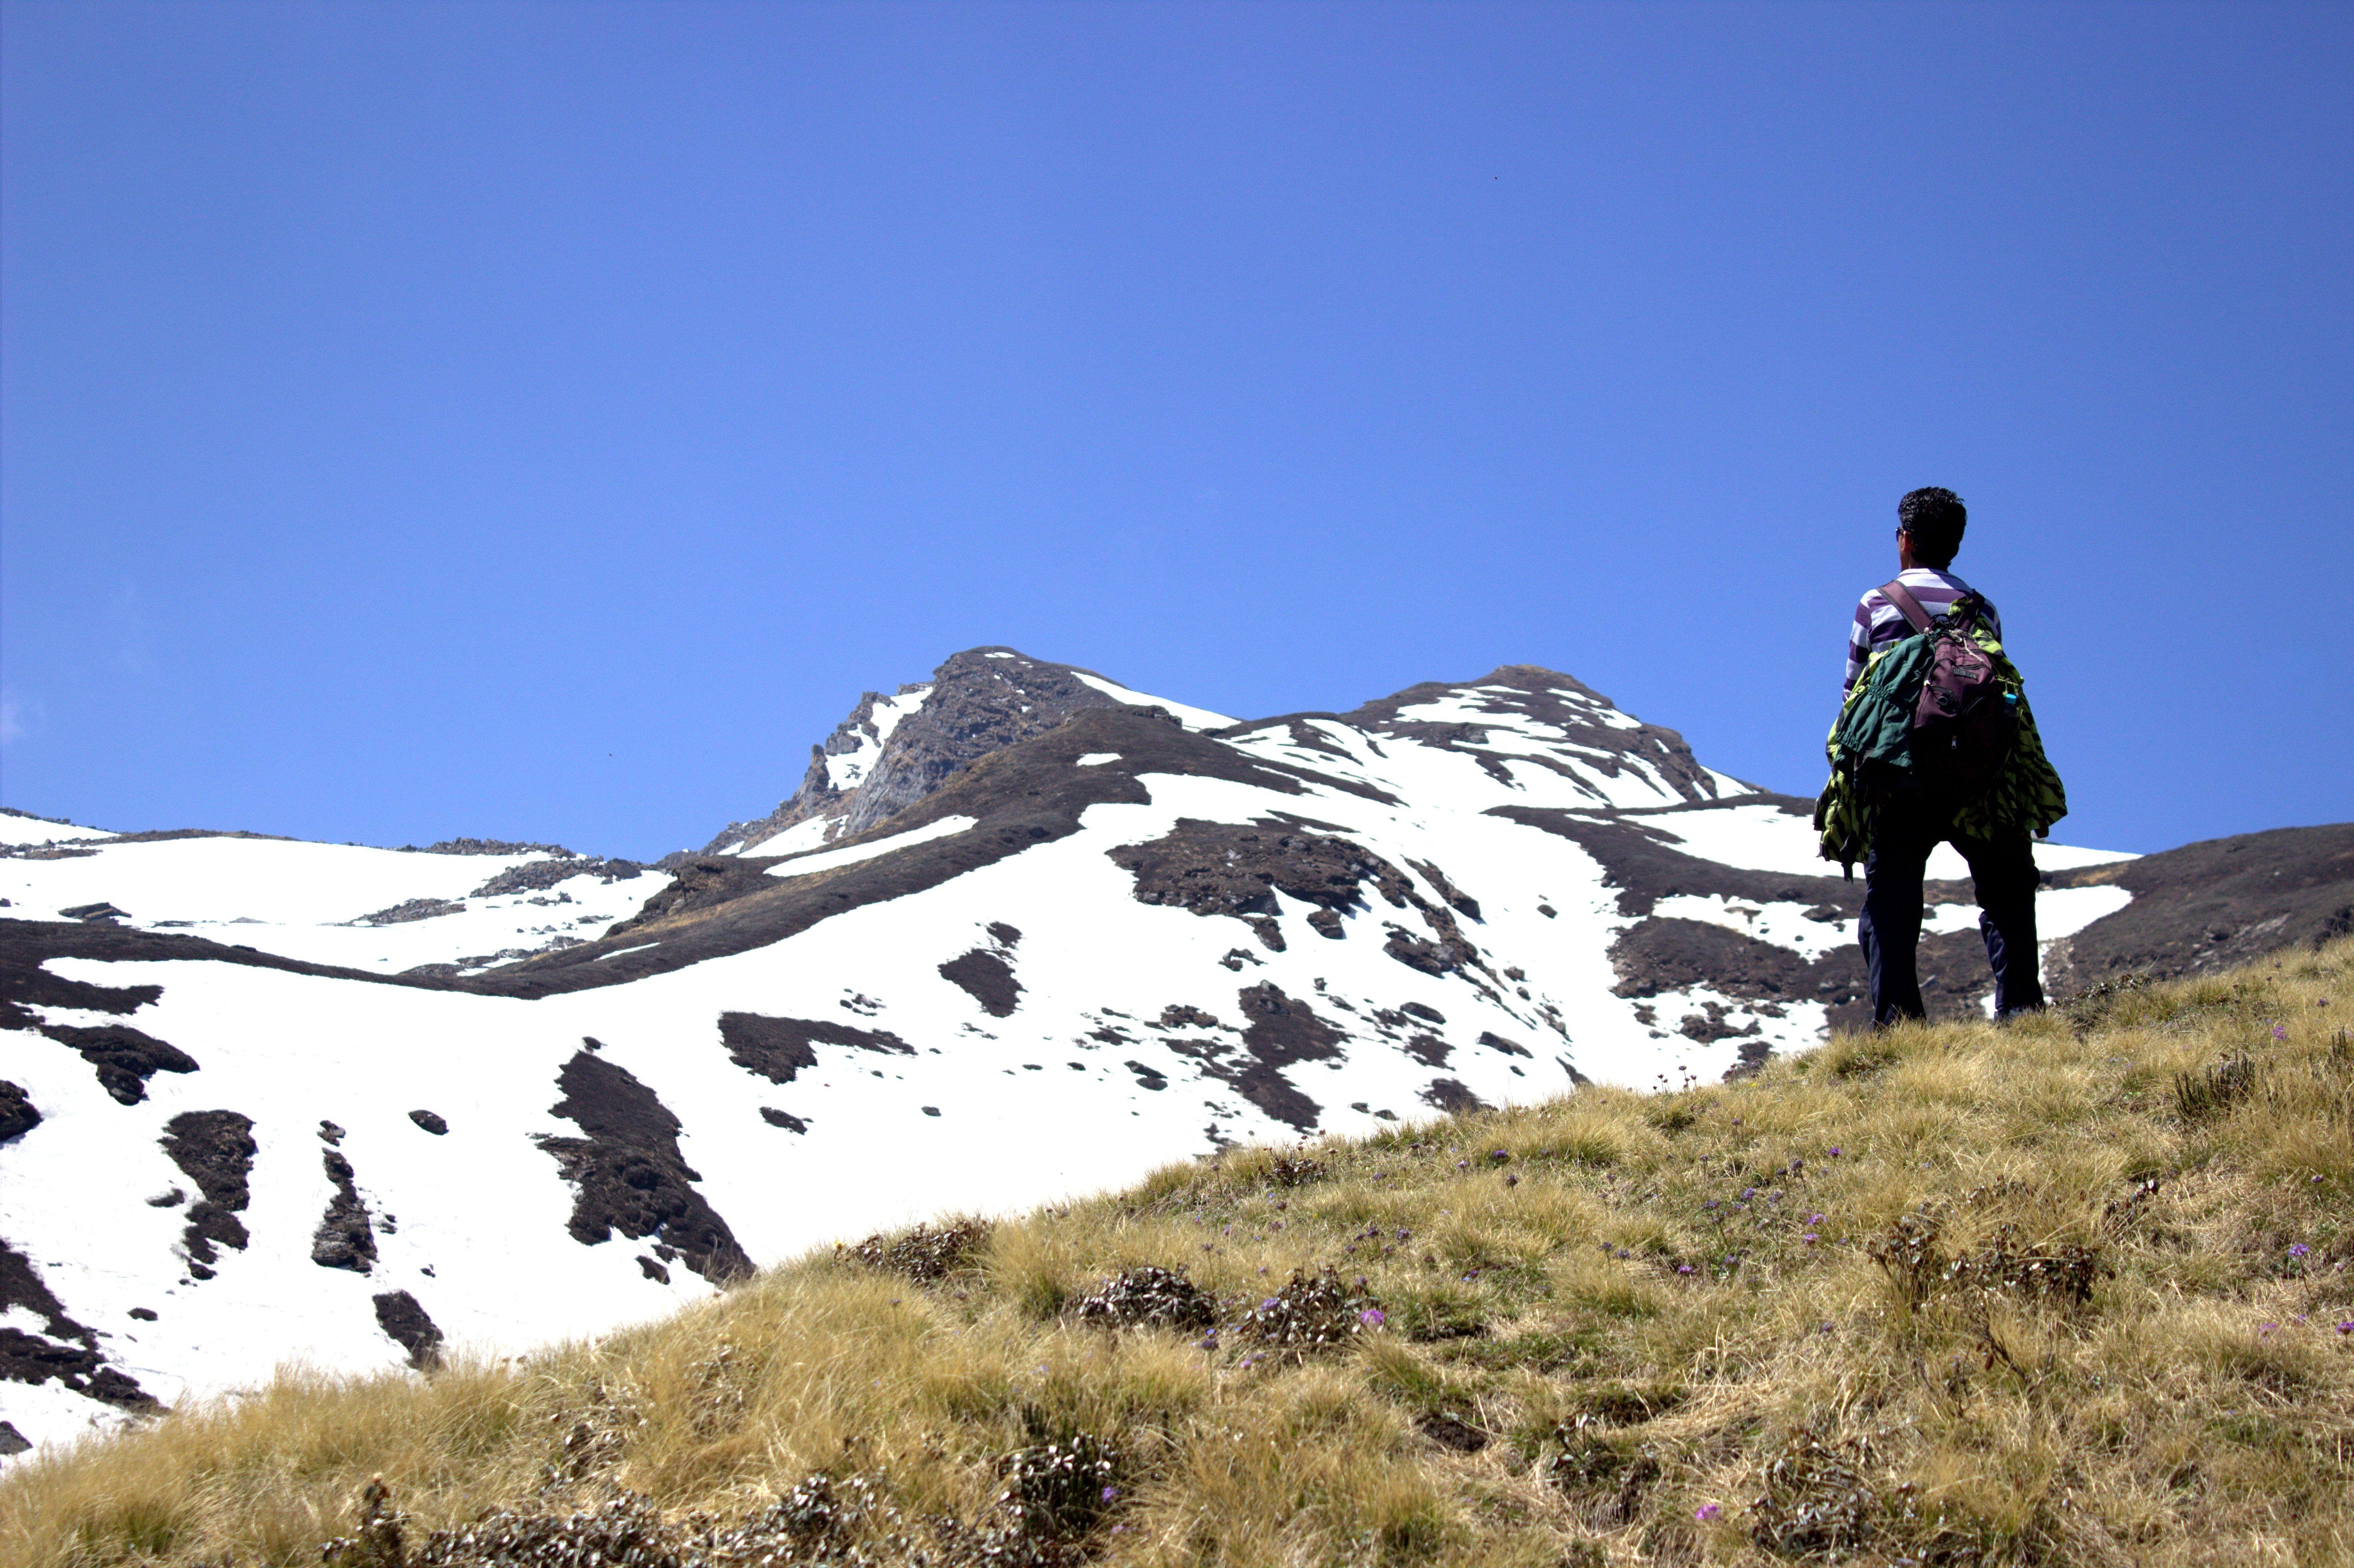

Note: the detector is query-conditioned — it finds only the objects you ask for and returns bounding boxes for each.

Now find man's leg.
[1860,801,1935,1027]
[1959,831,2044,1016]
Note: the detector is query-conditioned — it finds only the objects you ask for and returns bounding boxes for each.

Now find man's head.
[1897,486,1967,569]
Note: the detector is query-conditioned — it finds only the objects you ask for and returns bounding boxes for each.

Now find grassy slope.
[5,942,2351,1568]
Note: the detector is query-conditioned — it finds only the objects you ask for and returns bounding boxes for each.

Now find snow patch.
[765,817,978,879]
[1068,672,1236,732]
[2035,884,2135,939]
[0,814,116,846]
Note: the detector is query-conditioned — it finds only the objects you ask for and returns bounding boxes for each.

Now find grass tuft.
[6,941,2353,1566]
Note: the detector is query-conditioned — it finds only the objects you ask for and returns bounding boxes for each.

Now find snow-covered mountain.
[4,648,2338,1462]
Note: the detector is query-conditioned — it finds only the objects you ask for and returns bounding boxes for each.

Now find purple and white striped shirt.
[1843,568,2002,694]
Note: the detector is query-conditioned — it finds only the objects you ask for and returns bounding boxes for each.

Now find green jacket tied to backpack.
[1813,616,2067,875]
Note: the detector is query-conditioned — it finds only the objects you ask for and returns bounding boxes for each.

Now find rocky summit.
[1,648,2345,1460]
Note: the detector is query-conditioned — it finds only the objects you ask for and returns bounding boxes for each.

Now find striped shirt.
[1843,568,2002,694]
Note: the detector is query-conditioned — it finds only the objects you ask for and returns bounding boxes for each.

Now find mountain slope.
[6,939,2349,1566]
[1,649,2336,1463]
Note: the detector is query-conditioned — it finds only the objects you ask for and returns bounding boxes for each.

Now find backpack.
[1877,579,2017,801]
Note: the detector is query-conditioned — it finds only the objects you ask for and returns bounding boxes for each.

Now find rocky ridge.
[692,648,1180,859]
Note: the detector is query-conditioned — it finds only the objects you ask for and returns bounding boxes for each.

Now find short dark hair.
[1897,487,1967,568]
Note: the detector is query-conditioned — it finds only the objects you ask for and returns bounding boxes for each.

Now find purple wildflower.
[1694,1504,1722,1522]
[1101,1486,1118,1503]
[1677,1264,1695,1275]
[2337,1322,2354,1335]
[2274,1023,2288,1041]
[1804,1234,1818,1245]
[1359,1307,1386,1327]
[1809,1213,1825,1225]
[2290,1243,2311,1259]
[1828,1147,1842,1157]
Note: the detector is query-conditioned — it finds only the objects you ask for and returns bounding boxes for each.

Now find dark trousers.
[1860,796,2044,1026]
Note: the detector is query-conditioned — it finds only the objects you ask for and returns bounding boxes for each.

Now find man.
[1843,487,2045,1026]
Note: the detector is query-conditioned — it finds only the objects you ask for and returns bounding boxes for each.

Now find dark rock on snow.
[36,1022,197,1106]
[537,1047,753,1286]
[1420,1078,1490,1115]
[312,1148,378,1273]
[372,1290,443,1369]
[0,1234,153,1409]
[939,948,1021,1017]
[353,898,467,926]
[720,1012,910,1086]
[161,1110,258,1270]
[0,1081,38,1146]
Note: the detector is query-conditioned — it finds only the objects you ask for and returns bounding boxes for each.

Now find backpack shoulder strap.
[1879,579,1935,634]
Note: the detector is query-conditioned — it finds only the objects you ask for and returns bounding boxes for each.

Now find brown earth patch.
[2043,825,2354,991]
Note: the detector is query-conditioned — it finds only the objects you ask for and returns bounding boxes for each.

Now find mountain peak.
[694,648,1235,858]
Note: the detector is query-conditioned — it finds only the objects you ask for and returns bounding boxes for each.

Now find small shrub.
[2175,1055,2259,1122]
[1826,1035,1901,1080]
[330,1487,686,1568]
[1867,1210,2106,1310]
[1233,1267,1383,1354]
[1645,1101,1700,1135]
[319,1477,404,1568]
[1071,1265,1215,1332]
[2062,972,2149,1035]
[1268,1153,1326,1187]
[844,1218,992,1281]
[1568,1383,1687,1428]
[1866,1211,1946,1310]
[996,1414,1119,1541]
[731,1471,889,1554]
[1549,1430,1658,1528]
[1747,1425,1880,1558]
[1955,1225,2105,1307]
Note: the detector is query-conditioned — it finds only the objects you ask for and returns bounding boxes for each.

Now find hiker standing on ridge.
[1815,487,2070,1027]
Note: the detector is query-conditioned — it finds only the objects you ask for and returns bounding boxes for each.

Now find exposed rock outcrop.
[537,1048,753,1286]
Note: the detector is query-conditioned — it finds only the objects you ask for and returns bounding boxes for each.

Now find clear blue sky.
[4,1,2347,860]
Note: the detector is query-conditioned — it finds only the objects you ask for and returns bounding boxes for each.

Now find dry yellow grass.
[5,941,2350,1567]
